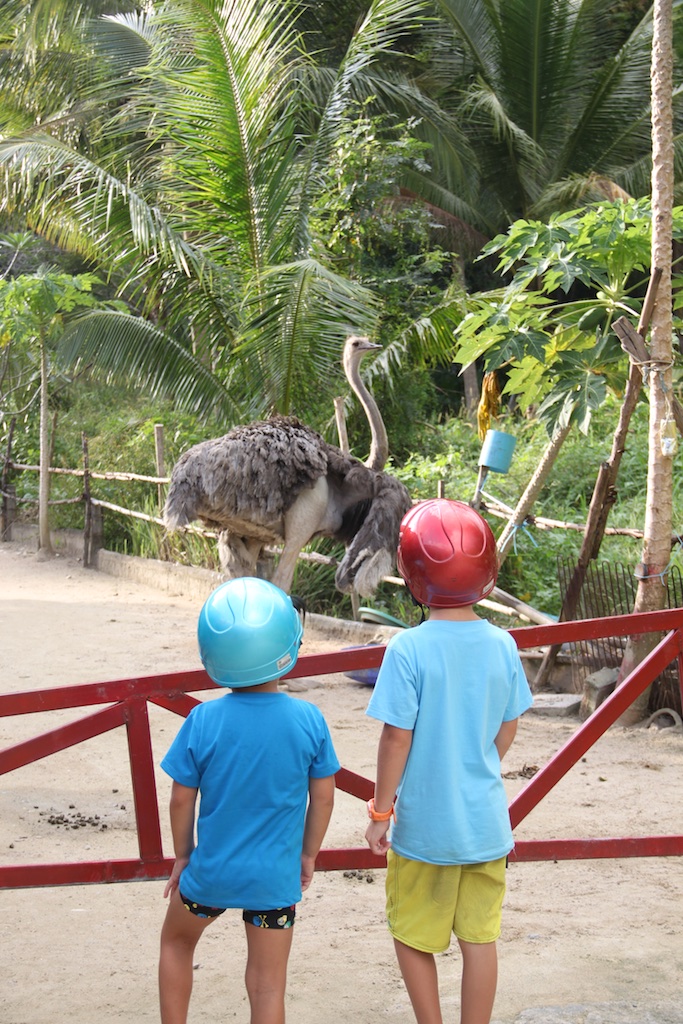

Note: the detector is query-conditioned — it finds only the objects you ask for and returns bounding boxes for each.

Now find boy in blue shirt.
[365,499,533,1024]
[159,577,340,1024]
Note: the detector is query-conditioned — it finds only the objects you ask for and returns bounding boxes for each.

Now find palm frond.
[235,259,380,416]
[552,6,655,178]
[58,310,243,423]
[433,0,500,81]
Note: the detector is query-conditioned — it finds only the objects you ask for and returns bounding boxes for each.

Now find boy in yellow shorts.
[365,499,533,1024]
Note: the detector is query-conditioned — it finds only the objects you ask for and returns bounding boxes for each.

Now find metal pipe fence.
[1,609,682,891]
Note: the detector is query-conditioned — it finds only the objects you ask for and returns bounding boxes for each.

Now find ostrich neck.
[346,359,389,472]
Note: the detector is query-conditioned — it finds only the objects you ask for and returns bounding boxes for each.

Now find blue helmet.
[198,578,303,687]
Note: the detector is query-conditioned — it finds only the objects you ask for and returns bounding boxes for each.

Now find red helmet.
[397,499,498,608]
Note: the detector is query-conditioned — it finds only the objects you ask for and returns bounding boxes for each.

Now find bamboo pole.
[496,423,573,566]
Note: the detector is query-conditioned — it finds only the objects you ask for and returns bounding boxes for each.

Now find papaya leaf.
[536,366,607,436]
[502,357,549,410]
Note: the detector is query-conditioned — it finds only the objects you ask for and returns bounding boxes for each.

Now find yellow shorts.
[385,850,507,953]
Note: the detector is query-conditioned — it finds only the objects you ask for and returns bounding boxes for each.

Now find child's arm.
[365,723,412,855]
[163,781,198,898]
[300,774,336,892]
[495,718,518,761]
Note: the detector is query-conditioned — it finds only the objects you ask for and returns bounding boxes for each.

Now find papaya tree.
[449,199,683,581]
[453,199,683,429]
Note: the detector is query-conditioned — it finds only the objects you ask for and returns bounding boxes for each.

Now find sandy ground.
[1,538,683,1024]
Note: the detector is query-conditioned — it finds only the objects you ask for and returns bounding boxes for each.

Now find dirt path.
[1,539,682,1024]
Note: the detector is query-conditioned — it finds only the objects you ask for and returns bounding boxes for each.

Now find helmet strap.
[291,594,307,626]
[406,587,426,624]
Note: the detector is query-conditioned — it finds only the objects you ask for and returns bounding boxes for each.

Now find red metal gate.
[1,609,682,889]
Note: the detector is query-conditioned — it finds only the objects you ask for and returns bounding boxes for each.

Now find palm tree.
[402,0,683,238]
[3,0,678,430]
[0,0,432,425]
[317,0,683,413]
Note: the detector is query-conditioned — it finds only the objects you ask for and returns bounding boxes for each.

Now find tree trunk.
[617,0,674,724]
[496,423,572,568]
[451,256,481,419]
[38,332,54,555]
[462,362,480,418]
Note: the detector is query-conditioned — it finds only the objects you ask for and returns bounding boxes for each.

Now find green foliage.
[0,266,124,429]
[300,397,683,619]
[482,200,667,291]
[117,494,221,571]
[297,0,371,63]
[0,0,434,424]
[3,4,682,620]
[343,365,443,464]
[10,382,683,623]
[606,0,654,45]
[308,102,465,446]
[384,398,683,617]
[392,414,482,497]
[416,0,680,236]
[311,102,459,349]
[453,200,683,436]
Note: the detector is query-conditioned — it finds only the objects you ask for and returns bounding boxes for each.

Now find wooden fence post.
[91,503,104,558]
[154,424,165,512]
[82,433,92,567]
[2,417,16,542]
[333,398,360,620]
[1,485,16,542]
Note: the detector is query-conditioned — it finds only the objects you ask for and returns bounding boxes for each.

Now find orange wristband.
[367,798,396,822]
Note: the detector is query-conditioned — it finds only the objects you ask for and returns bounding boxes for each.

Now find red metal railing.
[1,609,682,889]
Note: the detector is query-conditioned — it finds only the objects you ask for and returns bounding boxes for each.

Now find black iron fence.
[557,556,683,713]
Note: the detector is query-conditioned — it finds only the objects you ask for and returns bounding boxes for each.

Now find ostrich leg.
[217,532,263,578]
[271,478,330,593]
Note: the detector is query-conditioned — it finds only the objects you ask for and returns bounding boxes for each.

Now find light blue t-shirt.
[161,691,340,909]
[366,618,533,865]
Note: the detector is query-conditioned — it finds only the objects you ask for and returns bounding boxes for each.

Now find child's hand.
[163,855,191,899]
[365,820,391,855]
[300,853,317,891]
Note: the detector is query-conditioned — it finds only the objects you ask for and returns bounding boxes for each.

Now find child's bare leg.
[457,939,497,1024]
[244,921,294,1024]
[393,939,443,1024]
[159,889,215,1024]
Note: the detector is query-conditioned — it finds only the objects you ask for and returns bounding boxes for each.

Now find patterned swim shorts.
[179,891,295,928]
[242,906,296,929]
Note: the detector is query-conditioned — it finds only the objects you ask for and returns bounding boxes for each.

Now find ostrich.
[163,336,412,596]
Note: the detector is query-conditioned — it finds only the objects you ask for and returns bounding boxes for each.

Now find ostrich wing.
[334,472,412,596]
[164,416,329,528]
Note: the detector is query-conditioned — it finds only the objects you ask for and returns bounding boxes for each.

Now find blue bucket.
[478,429,516,474]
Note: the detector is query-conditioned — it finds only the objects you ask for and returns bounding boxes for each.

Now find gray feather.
[164,417,328,529]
